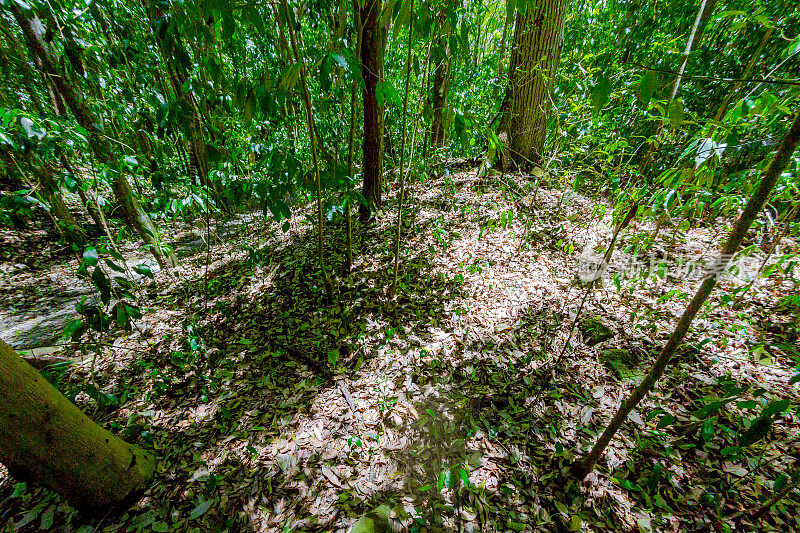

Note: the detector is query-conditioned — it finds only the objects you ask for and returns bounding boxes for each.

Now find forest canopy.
[1,0,799,531]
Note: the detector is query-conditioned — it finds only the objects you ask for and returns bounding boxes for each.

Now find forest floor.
[1,167,799,533]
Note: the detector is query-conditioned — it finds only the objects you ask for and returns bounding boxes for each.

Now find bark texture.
[0,339,155,509]
[498,0,567,167]
[358,0,384,222]
[429,2,454,147]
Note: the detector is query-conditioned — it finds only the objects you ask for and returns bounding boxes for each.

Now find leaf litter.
[1,167,799,532]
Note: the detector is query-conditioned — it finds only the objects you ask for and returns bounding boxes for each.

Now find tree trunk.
[498,0,568,167]
[7,25,107,235]
[11,4,177,269]
[39,163,86,244]
[143,0,220,208]
[0,339,155,509]
[572,110,800,479]
[635,0,716,170]
[389,0,415,296]
[358,0,384,222]
[279,0,334,302]
[473,0,483,68]
[709,0,784,136]
[492,1,512,100]
[4,28,45,115]
[430,1,454,148]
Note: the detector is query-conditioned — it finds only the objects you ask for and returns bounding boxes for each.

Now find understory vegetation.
[1,0,799,531]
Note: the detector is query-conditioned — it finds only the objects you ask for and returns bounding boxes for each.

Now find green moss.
[579,316,614,346]
[600,348,643,381]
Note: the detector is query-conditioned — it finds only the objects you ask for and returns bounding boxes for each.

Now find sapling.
[279,0,334,301]
[572,110,800,479]
[389,0,416,297]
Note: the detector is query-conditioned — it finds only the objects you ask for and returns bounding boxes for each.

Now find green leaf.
[740,416,772,446]
[701,419,715,442]
[327,349,339,368]
[134,264,155,280]
[10,482,27,498]
[188,498,214,520]
[319,54,333,93]
[83,247,99,266]
[590,76,612,113]
[92,266,111,304]
[720,446,742,457]
[114,303,128,329]
[668,98,684,127]
[569,515,583,531]
[760,399,790,418]
[64,318,84,340]
[125,304,142,319]
[39,505,54,530]
[104,258,126,272]
[638,70,657,106]
[457,467,470,488]
[656,413,674,429]
[281,63,302,91]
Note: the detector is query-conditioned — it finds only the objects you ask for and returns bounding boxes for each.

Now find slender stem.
[573,111,800,479]
[749,472,800,519]
[554,201,639,369]
[280,0,334,301]
[346,78,357,271]
[388,0,415,296]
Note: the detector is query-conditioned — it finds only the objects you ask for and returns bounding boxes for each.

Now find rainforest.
[1,0,799,531]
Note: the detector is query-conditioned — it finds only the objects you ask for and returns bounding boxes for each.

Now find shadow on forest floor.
[2,169,800,532]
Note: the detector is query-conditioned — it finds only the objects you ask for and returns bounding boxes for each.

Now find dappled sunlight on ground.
[1,167,799,531]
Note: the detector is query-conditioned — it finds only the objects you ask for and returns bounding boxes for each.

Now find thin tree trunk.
[636,0,715,170]
[61,156,105,232]
[337,2,356,271]
[11,4,177,269]
[274,5,299,152]
[39,163,86,244]
[3,25,104,235]
[572,110,800,479]
[346,78,357,270]
[430,1,454,148]
[357,0,384,222]
[279,0,334,302]
[667,0,711,105]
[498,0,568,167]
[0,339,155,509]
[473,0,483,68]
[492,1,511,100]
[143,0,221,209]
[709,0,784,136]
[389,0,415,297]
[2,28,45,114]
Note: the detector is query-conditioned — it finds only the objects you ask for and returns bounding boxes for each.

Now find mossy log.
[0,339,155,510]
